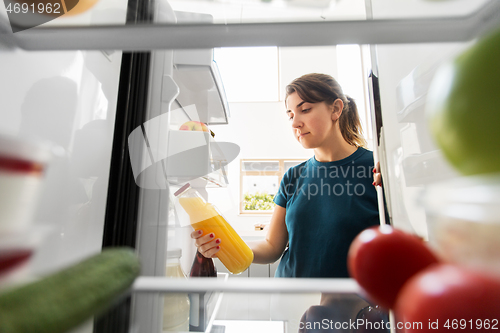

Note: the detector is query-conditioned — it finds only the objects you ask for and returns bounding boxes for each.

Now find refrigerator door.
[367,2,479,239]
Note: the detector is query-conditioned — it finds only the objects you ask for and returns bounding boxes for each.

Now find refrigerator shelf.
[133,276,361,294]
[1,0,499,51]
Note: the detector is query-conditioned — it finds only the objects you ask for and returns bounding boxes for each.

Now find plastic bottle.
[174,183,254,275]
[163,248,190,332]
[189,250,217,331]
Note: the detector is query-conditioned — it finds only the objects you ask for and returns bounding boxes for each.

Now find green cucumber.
[0,247,140,333]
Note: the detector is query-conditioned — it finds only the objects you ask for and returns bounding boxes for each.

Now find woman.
[192,73,382,279]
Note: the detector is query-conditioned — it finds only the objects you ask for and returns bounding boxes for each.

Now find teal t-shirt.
[273,147,380,278]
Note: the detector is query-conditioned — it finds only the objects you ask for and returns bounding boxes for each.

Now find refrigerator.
[0,0,499,332]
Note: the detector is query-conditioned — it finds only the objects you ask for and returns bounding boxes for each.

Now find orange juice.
[176,185,253,275]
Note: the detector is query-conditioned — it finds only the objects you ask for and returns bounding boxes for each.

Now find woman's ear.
[331,98,344,121]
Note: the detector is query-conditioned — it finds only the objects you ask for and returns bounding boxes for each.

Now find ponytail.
[285,73,367,148]
[339,95,367,148]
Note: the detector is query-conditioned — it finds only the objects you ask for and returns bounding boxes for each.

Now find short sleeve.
[273,167,293,208]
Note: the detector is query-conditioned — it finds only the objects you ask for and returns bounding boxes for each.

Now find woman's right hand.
[190,230,221,258]
[373,161,382,187]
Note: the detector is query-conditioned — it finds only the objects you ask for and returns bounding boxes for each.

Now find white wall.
[207,46,340,233]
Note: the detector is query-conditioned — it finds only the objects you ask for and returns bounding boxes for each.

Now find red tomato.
[348,225,440,310]
[395,264,500,333]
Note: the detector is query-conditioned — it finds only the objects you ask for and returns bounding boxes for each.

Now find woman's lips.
[298,132,310,139]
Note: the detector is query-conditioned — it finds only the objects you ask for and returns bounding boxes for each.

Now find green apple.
[179,121,209,132]
[427,27,500,176]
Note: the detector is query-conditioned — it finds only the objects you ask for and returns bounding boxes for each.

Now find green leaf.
[243,192,276,211]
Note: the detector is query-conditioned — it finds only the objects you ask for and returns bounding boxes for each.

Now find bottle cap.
[166,248,182,259]
[174,183,191,197]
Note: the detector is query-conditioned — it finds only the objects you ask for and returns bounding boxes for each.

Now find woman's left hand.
[373,162,382,187]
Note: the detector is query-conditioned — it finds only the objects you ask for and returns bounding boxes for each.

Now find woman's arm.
[249,205,289,264]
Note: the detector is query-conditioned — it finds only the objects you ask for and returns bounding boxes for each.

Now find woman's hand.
[373,161,382,187]
[190,230,221,258]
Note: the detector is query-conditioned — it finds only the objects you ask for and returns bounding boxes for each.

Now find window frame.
[239,158,305,215]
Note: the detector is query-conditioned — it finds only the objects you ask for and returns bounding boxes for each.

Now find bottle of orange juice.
[174,183,254,274]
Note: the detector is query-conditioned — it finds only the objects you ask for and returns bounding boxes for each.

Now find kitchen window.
[240,159,305,214]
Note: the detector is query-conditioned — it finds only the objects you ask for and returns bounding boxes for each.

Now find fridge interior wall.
[0,49,125,275]
[0,8,127,333]
[0,5,130,333]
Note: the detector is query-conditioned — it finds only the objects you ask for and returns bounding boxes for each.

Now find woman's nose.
[291,115,301,128]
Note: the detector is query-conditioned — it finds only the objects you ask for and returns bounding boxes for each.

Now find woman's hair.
[285,73,367,148]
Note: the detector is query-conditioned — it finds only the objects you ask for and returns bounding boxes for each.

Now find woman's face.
[285,92,340,149]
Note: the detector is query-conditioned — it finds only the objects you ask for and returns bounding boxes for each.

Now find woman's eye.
[302,108,311,113]
[288,116,294,121]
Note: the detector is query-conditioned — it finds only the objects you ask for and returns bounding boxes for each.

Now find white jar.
[0,134,52,233]
[163,248,190,332]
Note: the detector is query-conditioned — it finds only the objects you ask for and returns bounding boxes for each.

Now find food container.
[422,174,500,276]
[0,134,52,233]
[0,134,53,286]
[163,248,190,332]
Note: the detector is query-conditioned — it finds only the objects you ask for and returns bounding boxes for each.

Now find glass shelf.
[1,0,499,51]
[126,276,376,333]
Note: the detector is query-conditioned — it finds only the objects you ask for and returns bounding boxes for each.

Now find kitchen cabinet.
[248,264,270,278]
[172,10,229,126]
[173,47,229,126]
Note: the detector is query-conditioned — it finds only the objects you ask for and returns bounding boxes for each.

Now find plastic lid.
[0,133,54,164]
[166,248,182,259]
[174,183,191,197]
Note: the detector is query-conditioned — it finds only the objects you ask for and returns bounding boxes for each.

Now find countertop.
[238,229,268,242]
